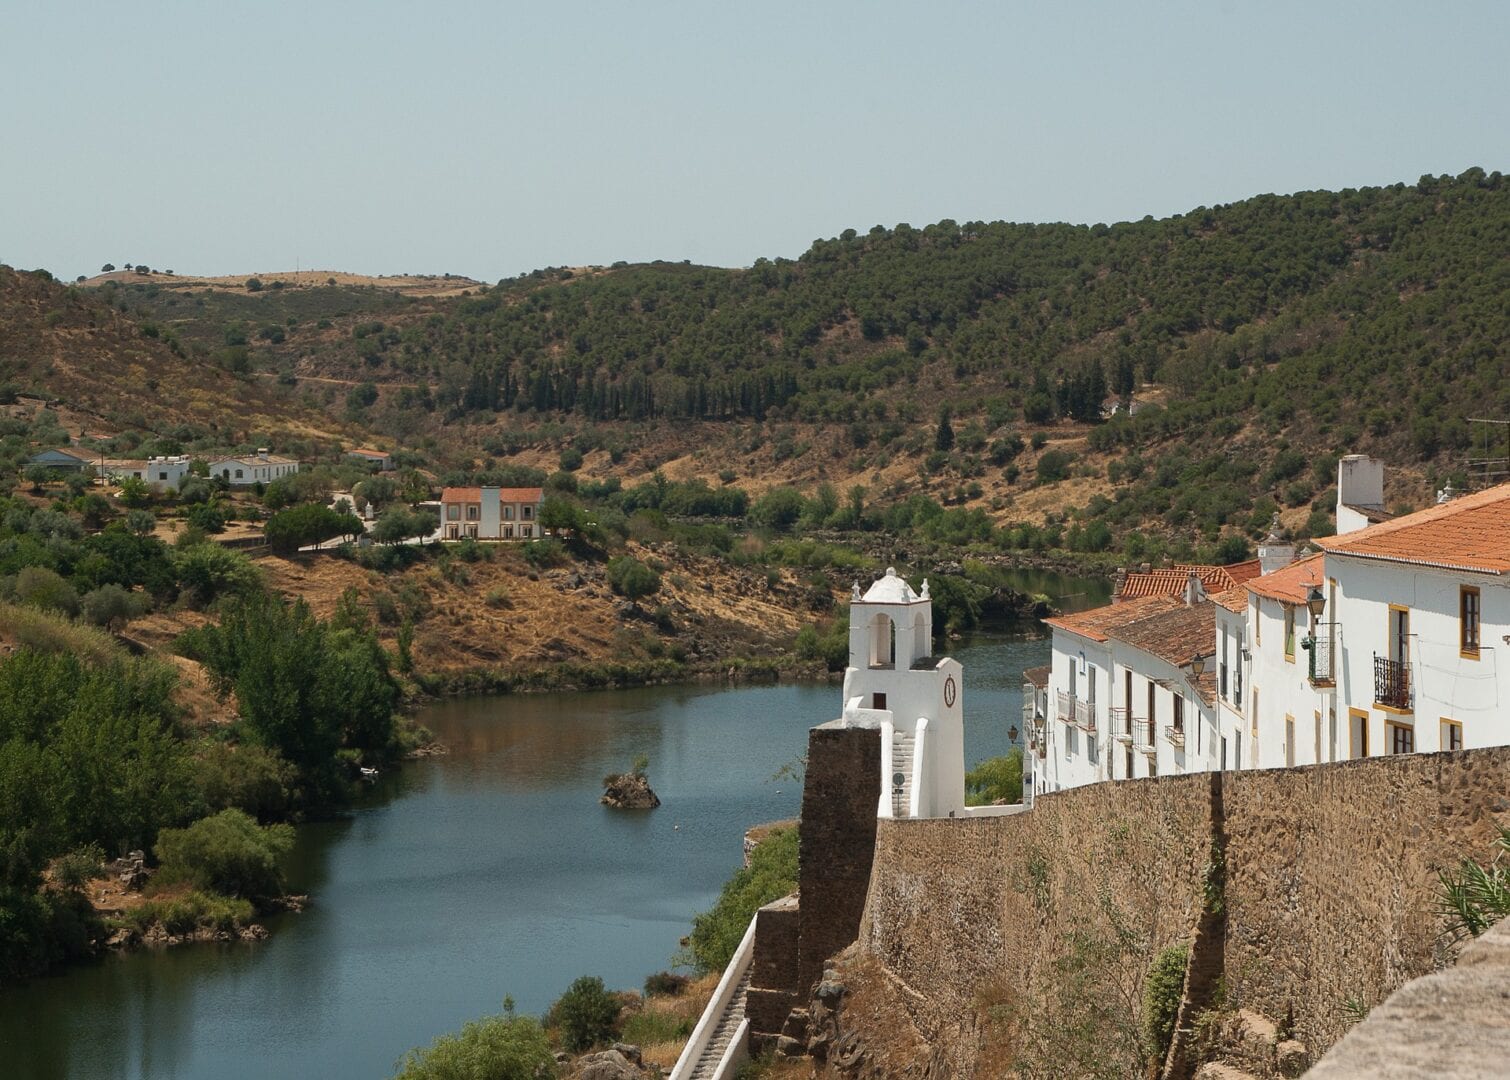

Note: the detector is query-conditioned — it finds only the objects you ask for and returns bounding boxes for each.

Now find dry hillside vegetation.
[82,269,484,298]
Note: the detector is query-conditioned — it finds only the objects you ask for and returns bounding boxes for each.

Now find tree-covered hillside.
[383,169,1507,446]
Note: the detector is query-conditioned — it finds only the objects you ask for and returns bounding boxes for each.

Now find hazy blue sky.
[3,1,1505,281]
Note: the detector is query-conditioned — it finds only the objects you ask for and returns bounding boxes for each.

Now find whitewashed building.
[1032,456,1510,797]
[102,454,193,492]
[209,449,300,486]
[1314,479,1510,757]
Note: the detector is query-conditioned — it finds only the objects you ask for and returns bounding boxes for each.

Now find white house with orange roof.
[438,486,544,540]
[1315,477,1510,758]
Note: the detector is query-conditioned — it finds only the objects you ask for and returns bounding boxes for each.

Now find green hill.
[67,167,1510,558]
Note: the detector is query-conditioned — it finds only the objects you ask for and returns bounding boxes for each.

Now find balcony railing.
[1374,655,1411,710]
[1132,718,1155,753]
[1075,698,1095,732]
[1306,628,1336,687]
[1056,690,1076,723]
[1165,723,1185,748]
[1109,706,1132,741]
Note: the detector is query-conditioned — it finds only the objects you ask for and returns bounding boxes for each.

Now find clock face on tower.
[943,675,957,708]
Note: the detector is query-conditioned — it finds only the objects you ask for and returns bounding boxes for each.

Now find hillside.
[40,167,1510,557]
[0,266,353,449]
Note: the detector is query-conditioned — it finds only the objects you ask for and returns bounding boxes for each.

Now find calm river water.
[0,572,1107,1080]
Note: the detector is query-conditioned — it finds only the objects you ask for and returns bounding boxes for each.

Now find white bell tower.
[840,568,964,819]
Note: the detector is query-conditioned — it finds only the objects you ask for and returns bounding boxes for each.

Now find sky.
[2,1,1506,282]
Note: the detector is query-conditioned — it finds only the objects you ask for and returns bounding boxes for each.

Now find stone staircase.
[685,972,750,1080]
[891,730,915,817]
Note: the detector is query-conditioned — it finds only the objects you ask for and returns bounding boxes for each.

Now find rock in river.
[600,771,660,810]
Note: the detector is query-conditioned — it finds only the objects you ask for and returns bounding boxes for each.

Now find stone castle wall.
[846,747,1510,1077]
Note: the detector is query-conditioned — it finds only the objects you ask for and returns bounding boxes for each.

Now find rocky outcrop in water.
[601,772,660,810]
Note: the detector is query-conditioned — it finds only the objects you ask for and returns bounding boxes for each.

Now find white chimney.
[257,448,269,461]
[1257,514,1295,575]
[1184,571,1205,606]
[1336,454,1385,535]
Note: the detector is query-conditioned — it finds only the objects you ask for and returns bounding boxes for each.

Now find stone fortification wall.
[841,747,1510,1078]
[1219,749,1510,1053]
[858,771,1217,1075]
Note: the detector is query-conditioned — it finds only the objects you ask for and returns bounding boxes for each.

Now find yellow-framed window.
[1441,718,1464,752]
[1461,586,1481,657]
[1387,720,1415,755]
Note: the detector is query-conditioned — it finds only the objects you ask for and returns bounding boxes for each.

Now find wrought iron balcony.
[1132,718,1155,753]
[1165,723,1185,748]
[1305,628,1335,687]
[1109,706,1132,741]
[1374,655,1411,710]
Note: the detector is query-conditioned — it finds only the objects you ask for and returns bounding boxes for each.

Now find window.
[523,505,534,520]
[1173,695,1184,733]
[1251,687,1259,737]
[1220,735,1228,771]
[521,525,532,538]
[1147,680,1156,726]
[1441,719,1464,752]
[1220,627,1229,699]
[1125,746,1134,779]
[1349,709,1369,758]
[234,469,243,479]
[1254,599,1261,645]
[466,504,479,521]
[447,505,460,521]
[1283,607,1296,661]
[503,505,514,520]
[1389,606,1410,663]
[158,471,167,481]
[1461,587,1481,657]
[1314,710,1322,765]
[1285,716,1295,767]
[1087,734,1098,765]
[1388,722,1414,755]
[871,693,886,710]
[503,524,514,539]
[446,525,458,539]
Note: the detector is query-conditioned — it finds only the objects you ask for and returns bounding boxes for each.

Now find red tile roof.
[1210,585,1250,614]
[440,486,544,504]
[1106,602,1215,671]
[1117,560,1260,601]
[1245,553,1324,604]
[1044,594,1184,643]
[1023,665,1051,689]
[1314,484,1510,575]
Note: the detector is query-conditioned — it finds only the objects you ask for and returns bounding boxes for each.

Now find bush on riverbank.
[965,749,1025,806]
[392,1006,556,1080]
[685,826,799,972]
[154,809,294,901]
[548,975,622,1051]
[114,890,256,938]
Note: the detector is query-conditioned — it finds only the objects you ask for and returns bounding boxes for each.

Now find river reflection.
[0,593,1099,1079]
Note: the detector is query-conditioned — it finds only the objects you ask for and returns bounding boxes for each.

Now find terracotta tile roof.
[440,486,544,504]
[1245,553,1324,604]
[1044,594,1184,643]
[1210,585,1250,614]
[1105,602,1214,671]
[1023,665,1051,689]
[1314,483,1510,575]
[1117,560,1259,601]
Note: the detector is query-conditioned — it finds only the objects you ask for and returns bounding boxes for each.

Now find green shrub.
[549,975,621,1052]
[965,750,1024,806]
[687,827,798,972]
[51,844,106,892]
[485,586,512,609]
[194,743,298,821]
[13,566,79,617]
[119,890,254,937]
[392,1009,556,1080]
[153,809,294,901]
[643,970,689,997]
[607,555,661,601]
[174,544,263,607]
[1143,944,1189,1063]
[265,504,363,553]
[523,538,568,568]
[620,1008,692,1046]
[80,583,148,628]
[1439,826,1510,943]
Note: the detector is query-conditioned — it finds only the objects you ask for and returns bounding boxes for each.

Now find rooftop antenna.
[1467,418,1510,487]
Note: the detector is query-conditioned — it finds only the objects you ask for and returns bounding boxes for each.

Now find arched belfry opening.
[869,612,896,669]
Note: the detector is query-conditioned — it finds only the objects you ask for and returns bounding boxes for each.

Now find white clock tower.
[839,568,965,819]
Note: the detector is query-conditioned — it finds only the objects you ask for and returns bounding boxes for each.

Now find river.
[0,573,1108,1079]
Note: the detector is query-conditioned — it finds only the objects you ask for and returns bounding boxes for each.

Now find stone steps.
[687,972,750,1080]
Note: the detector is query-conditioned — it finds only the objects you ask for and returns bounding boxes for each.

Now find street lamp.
[1189,652,1208,676]
[1305,583,1326,621]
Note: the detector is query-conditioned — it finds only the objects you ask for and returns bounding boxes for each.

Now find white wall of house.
[210,455,299,486]
[1247,595,1334,769]
[1328,557,1506,756]
[1215,605,1252,771]
[1040,630,1113,794]
[1104,640,1216,782]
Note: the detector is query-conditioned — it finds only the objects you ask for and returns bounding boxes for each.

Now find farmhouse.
[27,446,97,473]
[102,454,193,492]
[208,449,300,486]
[345,447,393,471]
[437,486,544,540]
